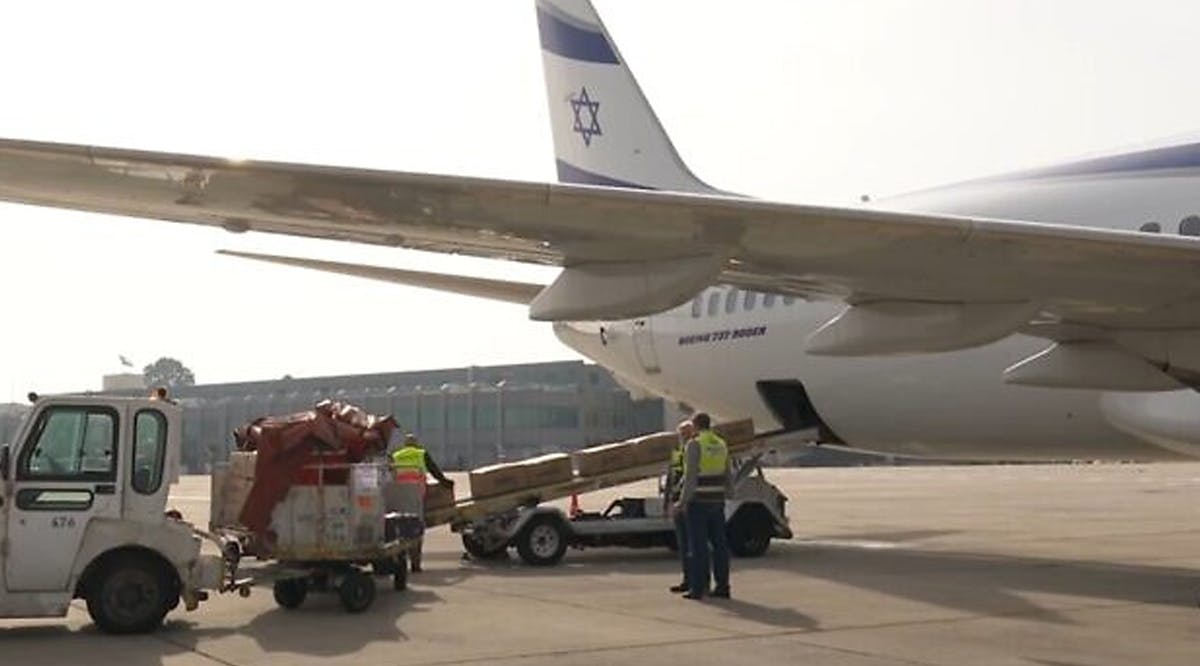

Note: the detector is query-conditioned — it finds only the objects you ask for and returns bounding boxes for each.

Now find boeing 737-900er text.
[3,0,1200,461]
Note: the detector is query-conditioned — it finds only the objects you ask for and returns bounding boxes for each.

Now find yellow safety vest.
[669,446,684,476]
[392,445,428,474]
[688,430,728,500]
[666,445,685,501]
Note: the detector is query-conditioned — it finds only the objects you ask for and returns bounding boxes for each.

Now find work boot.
[710,587,730,599]
[669,582,689,593]
[681,592,704,601]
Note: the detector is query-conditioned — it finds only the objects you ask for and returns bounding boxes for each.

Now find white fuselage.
[555,167,1200,461]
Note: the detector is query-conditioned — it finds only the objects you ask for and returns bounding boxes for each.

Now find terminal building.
[0,404,27,450]
[38,360,663,473]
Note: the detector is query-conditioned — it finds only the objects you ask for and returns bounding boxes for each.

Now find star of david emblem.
[569,87,602,147]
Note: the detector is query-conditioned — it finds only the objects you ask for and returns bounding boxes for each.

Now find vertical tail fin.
[535,0,718,193]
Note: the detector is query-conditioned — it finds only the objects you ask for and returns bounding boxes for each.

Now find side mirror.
[1,445,10,479]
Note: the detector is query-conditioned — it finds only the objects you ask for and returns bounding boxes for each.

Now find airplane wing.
[3,137,1200,388]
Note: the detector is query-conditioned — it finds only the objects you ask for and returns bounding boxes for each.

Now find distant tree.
[143,357,196,388]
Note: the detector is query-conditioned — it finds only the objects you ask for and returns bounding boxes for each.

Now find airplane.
[2,0,1200,462]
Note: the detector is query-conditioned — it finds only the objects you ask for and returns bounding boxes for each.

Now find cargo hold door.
[631,318,661,375]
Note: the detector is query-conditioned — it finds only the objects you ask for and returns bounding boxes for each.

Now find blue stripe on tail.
[556,159,654,189]
[537,6,620,64]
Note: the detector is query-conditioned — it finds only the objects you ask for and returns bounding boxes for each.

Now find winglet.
[536,0,719,193]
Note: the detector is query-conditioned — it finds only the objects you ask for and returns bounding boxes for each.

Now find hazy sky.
[4,1,1200,401]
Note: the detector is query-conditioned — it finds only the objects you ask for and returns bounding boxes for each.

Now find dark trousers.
[673,508,689,585]
[410,537,423,571]
[686,500,730,596]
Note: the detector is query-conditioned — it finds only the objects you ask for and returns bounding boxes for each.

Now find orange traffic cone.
[568,494,581,518]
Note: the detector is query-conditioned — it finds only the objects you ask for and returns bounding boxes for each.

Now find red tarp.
[233,400,396,542]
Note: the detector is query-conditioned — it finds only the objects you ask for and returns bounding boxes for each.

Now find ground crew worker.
[667,420,695,593]
[391,432,454,573]
[674,412,732,600]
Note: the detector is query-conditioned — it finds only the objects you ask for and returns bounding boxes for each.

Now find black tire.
[727,509,773,558]
[515,514,569,566]
[85,553,173,635]
[338,571,376,613]
[273,578,308,610]
[461,532,508,560]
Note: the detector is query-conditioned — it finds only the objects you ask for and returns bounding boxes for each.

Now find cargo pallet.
[214,460,422,613]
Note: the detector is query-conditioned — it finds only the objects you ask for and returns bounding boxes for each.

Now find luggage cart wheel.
[273,578,307,610]
[393,554,408,591]
[339,571,376,613]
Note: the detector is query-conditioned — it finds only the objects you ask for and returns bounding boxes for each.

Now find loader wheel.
[515,514,568,566]
[461,532,508,560]
[338,571,376,613]
[728,509,773,558]
[273,578,308,610]
[86,553,172,634]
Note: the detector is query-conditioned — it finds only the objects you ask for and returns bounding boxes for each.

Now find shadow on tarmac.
[774,531,1200,621]
[2,530,1195,660]
[458,527,1200,625]
[0,580,449,664]
[710,597,820,629]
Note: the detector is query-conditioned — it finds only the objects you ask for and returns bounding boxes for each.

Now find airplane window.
[725,290,738,314]
[783,296,796,306]
[743,291,756,311]
[707,291,720,317]
[690,296,702,318]
[1180,216,1200,236]
[763,293,776,308]
[1139,222,1161,233]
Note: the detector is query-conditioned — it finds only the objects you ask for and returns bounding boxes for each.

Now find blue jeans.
[673,508,689,585]
[685,500,730,596]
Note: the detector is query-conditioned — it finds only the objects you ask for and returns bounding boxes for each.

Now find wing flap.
[216,250,545,305]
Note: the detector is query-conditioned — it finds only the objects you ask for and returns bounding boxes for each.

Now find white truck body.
[0,395,224,632]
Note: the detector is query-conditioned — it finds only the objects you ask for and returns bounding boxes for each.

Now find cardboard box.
[573,441,639,477]
[714,418,756,447]
[521,453,574,487]
[209,464,228,532]
[629,432,681,466]
[229,451,258,480]
[424,482,456,510]
[469,462,528,498]
[209,460,255,529]
[218,474,254,528]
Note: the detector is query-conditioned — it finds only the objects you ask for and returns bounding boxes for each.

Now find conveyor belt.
[426,429,813,528]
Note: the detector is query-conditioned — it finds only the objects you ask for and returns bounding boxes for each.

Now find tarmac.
[2,463,1198,665]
